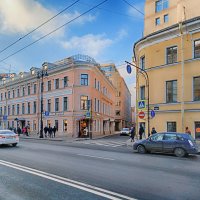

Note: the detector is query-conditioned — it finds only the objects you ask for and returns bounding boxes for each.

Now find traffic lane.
[1,141,200,200]
[0,164,109,200]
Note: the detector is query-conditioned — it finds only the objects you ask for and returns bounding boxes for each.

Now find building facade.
[134,0,200,138]
[100,64,132,130]
[0,55,118,137]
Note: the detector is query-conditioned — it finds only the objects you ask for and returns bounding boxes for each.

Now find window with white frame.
[155,17,160,25]
[140,56,145,70]
[55,98,59,112]
[140,86,145,100]
[164,14,169,23]
[80,95,88,110]
[167,122,176,132]
[193,76,200,101]
[81,74,88,86]
[166,46,177,64]
[194,39,200,58]
[155,0,169,12]
[63,97,68,111]
[64,76,68,87]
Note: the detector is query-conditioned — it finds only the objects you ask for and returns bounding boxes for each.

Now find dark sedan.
[133,132,198,157]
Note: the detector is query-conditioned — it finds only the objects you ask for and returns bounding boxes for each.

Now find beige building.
[100,64,132,130]
[134,0,200,138]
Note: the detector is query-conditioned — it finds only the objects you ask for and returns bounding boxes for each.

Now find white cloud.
[61,34,113,57]
[0,0,95,38]
[115,29,128,41]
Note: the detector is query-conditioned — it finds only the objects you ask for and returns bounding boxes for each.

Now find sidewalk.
[19,131,121,142]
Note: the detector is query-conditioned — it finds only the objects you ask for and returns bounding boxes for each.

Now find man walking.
[139,124,144,140]
[53,126,57,138]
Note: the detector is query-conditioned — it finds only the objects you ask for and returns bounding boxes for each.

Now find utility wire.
[0,0,80,55]
[122,0,144,16]
[0,0,109,63]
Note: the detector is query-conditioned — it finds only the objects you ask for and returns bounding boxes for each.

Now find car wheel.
[12,143,17,147]
[174,148,185,157]
[137,145,146,154]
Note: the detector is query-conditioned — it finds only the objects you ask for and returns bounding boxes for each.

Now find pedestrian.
[48,126,53,138]
[44,126,48,138]
[139,124,144,140]
[130,126,135,142]
[185,127,191,135]
[22,127,26,135]
[25,126,29,136]
[151,127,157,135]
[17,126,21,136]
[53,126,57,138]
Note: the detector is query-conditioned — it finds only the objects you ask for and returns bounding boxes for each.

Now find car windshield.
[123,128,129,131]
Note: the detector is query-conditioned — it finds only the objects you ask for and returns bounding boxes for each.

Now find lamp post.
[31,63,48,138]
[125,60,150,137]
[2,78,7,129]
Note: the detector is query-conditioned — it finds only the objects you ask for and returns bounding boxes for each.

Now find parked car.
[120,128,130,136]
[133,132,198,157]
[0,130,19,147]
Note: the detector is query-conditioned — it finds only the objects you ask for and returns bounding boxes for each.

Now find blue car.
[133,132,199,157]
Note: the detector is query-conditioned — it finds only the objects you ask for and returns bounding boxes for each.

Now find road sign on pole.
[150,110,155,118]
[138,111,145,119]
[3,115,7,121]
[137,100,147,111]
[85,111,91,119]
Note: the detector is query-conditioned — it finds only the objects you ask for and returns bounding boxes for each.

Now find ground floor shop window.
[55,120,58,131]
[79,120,88,137]
[195,121,200,139]
[47,120,51,127]
[167,122,176,132]
[63,120,67,132]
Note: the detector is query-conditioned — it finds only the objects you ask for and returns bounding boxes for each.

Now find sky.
[0,0,145,106]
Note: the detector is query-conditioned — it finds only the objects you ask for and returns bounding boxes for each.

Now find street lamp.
[125,60,150,137]
[31,63,48,138]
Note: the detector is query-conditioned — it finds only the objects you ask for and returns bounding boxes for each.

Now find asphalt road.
[0,135,200,200]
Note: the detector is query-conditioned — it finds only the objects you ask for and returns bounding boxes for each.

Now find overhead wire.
[122,0,144,16]
[0,0,80,55]
[0,0,109,64]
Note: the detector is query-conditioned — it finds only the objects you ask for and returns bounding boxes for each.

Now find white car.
[120,128,130,136]
[0,130,19,147]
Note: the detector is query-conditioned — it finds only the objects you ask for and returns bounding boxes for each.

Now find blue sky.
[0,0,145,105]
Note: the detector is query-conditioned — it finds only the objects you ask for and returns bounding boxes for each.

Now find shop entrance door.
[195,122,200,139]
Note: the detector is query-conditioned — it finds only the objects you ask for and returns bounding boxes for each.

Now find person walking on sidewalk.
[151,127,157,135]
[44,126,48,138]
[53,126,57,138]
[185,127,191,135]
[130,126,135,142]
[139,124,144,140]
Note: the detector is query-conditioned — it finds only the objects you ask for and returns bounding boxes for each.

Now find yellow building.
[134,0,200,138]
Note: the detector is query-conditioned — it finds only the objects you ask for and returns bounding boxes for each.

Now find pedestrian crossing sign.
[137,100,147,111]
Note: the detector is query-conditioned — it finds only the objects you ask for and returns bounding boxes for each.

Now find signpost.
[44,111,49,116]
[150,110,155,118]
[85,111,91,119]
[138,100,147,111]
[3,115,7,121]
[138,111,145,119]
[154,106,159,110]
[126,65,132,74]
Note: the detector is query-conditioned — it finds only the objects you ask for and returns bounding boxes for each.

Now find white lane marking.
[0,160,136,200]
[78,141,126,148]
[76,154,115,161]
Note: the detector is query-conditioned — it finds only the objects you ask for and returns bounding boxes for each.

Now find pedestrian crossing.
[75,140,127,148]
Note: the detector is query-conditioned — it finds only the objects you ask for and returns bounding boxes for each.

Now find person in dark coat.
[17,126,21,136]
[151,127,157,135]
[52,126,57,138]
[44,126,48,138]
[139,124,144,140]
[130,127,135,142]
[48,126,53,138]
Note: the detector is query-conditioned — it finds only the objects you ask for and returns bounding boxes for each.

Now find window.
[4,106,6,115]
[17,89,20,97]
[12,105,15,115]
[63,97,68,111]
[47,99,51,112]
[55,120,58,131]
[22,103,25,114]
[140,56,145,70]
[155,0,168,12]
[151,134,163,141]
[34,84,37,94]
[140,86,145,100]
[28,102,30,114]
[81,74,88,86]
[164,14,169,23]
[55,79,59,89]
[48,81,51,91]
[0,107,2,115]
[12,90,15,98]
[194,39,200,58]
[95,78,97,89]
[22,87,25,96]
[8,106,10,115]
[115,110,120,116]
[155,17,160,25]
[163,133,177,140]
[193,76,200,101]
[63,77,68,87]
[166,80,177,103]
[80,96,88,110]
[28,85,31,95]
[17,104,20,115]
[33,101,37,113]
[167,122,176,132]
[63,120,67,132]
[41,82,44,92]
[8,91,10,99]
[55,98,59,112]
[95,98,97,112]
[166,46,177,64]
[1,93,2,101]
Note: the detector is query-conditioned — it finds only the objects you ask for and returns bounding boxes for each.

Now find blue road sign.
[3,115,7,121]
[85,111,91,119]
[44,111,49,116]
[150,110,155,118]
[154,106,159,110]
[126,65,132,74]
[138,100,146,110]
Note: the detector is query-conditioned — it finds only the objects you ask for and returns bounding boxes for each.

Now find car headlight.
[188,140,194,147]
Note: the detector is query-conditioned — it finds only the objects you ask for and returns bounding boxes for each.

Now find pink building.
[0,55,120,137]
